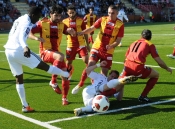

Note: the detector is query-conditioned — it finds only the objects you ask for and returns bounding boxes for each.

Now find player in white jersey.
[4,6,70,113]
[117,8,129,47]
[73,61,138,116]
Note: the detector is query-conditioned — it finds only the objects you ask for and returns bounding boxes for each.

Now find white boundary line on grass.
[46,98,175,124]
[0,106,61,129]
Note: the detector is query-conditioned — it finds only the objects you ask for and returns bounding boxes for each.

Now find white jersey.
[117,9,128,22]
[4,14,33,51]
[82,71,107,106]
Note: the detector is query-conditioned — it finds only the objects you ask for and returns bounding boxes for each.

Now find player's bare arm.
[28,31,45,42]
[86,61,107,75]
[106,37,122,50]
[77,25,96,36]
[154,57,172,74]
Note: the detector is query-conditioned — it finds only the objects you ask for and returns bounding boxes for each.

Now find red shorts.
[66,47,88,60]
[89,49,112,69]
[41,50,55,64]
[119,60,152,79]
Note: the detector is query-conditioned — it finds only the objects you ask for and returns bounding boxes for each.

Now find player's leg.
[41,50,65,94]
[167,46,175,59]
[5,50,34,112]
[138,67,159,102]
[74,86,95,116]
[71,48,89,94]
[66,47,76,80]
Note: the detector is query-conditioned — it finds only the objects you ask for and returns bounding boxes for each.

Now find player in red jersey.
[62,5,90,82]
[72,5,124,94]
[83,7,97,44]
[117,29,172,102]
[29,5,76,105]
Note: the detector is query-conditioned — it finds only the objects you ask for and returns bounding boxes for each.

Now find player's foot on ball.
[49,81,62,94]
[119,76,138,84]
[22,106,35,113]
[74,108,82,116]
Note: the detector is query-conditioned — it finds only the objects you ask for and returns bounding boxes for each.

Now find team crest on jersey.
[50,26,58,28]
[107,22,114,26]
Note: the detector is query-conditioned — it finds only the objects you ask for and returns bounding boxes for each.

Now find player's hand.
[23,46,31,58]
[77,32,84,36]
[106,45,114,50]
[100,61,107,67]
[35,37,45,42]
[67,28,77,37]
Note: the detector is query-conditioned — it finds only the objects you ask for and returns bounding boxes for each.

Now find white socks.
[47,66,69,77]
[106,79,120,89]
[81,105,93,112]
[16,84,28,107]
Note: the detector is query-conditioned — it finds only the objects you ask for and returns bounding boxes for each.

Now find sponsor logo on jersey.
[107,22,114,26]
[70,22,76,25]
[50,26,58,28]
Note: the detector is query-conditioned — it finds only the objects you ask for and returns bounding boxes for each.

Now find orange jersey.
[63,17,86,47]
[125,38,159,64]
[92,16,124,54]
[31,17,68,54]
[84,13,97,28]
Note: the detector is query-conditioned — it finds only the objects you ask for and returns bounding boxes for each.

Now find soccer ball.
[92,95,110,112]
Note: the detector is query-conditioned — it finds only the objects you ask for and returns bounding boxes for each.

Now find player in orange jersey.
[83,7,97,44]
[62,5,90,82]
[72,5,124,94]
[118,29,172,102]
[29,5,76,105]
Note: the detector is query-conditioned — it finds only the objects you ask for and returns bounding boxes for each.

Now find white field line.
[46,98,175,124]
[0,106,61,129]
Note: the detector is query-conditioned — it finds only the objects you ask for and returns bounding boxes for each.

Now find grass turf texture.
[0,22,175,129]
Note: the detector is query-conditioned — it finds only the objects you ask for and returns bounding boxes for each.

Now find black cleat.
[138,96,151,103]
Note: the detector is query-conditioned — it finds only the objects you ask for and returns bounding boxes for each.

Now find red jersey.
[31,17,68,53]
[63,17,87,47]
[125,38,159,64]
[83,13,97,28]
[92,16,124,54]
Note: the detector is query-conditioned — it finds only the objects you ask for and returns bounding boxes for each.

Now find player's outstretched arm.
[85,61,107,75]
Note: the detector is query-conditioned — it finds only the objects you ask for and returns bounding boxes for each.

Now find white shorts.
[5,49,41,76]
[82,85,96,106]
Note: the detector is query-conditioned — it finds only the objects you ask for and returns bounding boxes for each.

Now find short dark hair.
[50,5,63,14]
[108,5,119,11]
[89,7,94,11]
[67,5,76,11]
[28,6,41,16]
[141,29,152,40]
[109,70,119,79]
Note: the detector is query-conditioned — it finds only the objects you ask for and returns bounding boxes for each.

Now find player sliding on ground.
[74,61,138,116]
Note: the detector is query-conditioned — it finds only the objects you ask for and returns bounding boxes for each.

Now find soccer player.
[83,7,97,44]
[167,26,175,59]
[118,29,172,102]
[117,7,129,47]
[29,5,76,105]
[4,6,70,112]
[62,5,90,81]
[73,61,137,116]
[72,5,124,94]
